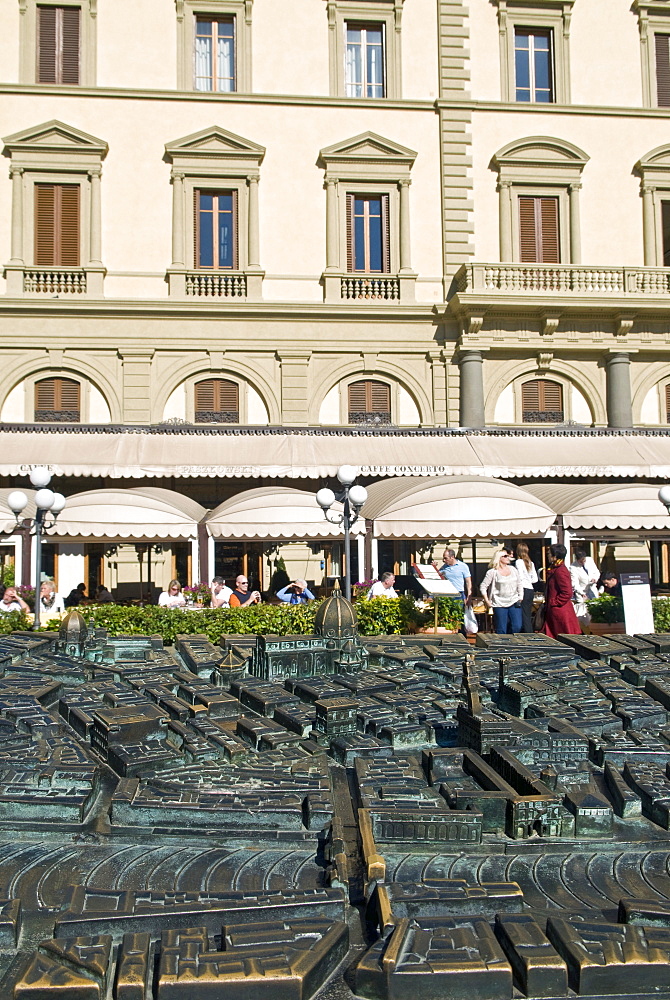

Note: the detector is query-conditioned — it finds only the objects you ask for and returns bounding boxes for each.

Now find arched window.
[521,379,563,423]
[347,379,391,425]
[34,377,80,422]
[194,378,239,423]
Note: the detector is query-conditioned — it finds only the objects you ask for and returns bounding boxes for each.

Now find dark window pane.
[199,193,213,211]
[354,214,366,270]
[199,211,214,267]
[534,48,551,89]
[515,47,530,100]
[368,210,382,272]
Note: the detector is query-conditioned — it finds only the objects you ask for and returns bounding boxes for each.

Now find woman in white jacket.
[480,549,523,634]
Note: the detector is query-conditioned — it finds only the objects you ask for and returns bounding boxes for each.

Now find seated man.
[210,576,233,608]
[0,587,30,614]
[367,572,397,599]
[229,575,261,607]
[276,579,315,604]
[599,572,622,598]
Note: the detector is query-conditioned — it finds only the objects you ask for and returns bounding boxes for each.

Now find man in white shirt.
[367,572,397,599]
[210,576,233,608]
[0,587,29,614]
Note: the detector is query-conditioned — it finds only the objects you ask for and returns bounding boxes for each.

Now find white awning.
[1,427,669,479]
[362,475,556,538]
[50,487,207,540]
[526,483,670,531]
[0,488,36,534]
[204,487,364,539]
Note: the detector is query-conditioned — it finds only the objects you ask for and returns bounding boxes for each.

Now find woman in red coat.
[542,544,581,638]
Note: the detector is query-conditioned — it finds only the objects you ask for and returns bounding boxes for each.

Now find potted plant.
[586,594,625,634]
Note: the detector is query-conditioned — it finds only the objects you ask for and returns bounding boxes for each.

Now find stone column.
[642,184,656,266]
[171,171,185,268]
[325,180,339,271]
[88,169,103,265]
[459,350,486,427]
[247,175,260,268]
[9,167,24,264]
[606,352,633,428]
[498,180,513,262]
[569,182,582,265]
[399,179,412,272]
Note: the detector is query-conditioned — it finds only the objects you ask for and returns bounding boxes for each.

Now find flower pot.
[588,621,625,635]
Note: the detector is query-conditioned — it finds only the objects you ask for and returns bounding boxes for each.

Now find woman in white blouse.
[480,549,523,634]
[158,580,186,608]
[515,542,539,633]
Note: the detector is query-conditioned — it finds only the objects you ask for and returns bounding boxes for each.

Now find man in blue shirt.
[276,579,315,604]
[437,548,472,602]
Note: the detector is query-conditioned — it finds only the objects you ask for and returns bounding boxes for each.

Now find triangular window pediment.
[2,120,108,157]
[320,131,417,165]
[166,126,265,164]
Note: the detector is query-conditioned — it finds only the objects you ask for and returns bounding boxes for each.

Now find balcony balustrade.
[455,263,670,297]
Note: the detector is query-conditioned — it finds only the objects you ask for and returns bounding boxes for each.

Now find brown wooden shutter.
[380,193,390,273]
[666,383,670,423]
[194,379,239,422]
[34,377,80,422]
[194,189,200,268]
[656,34,670,107]
[59,184,80,266]
[37,6,80,85]
[61,7,81,85]
[348,379,391,424]
[521,379,563,423]
[35,184,56,265]
[346,193,355,272]
[231,189,239,270]
[519,196,560,263]
[35,184,80,267]
[37,6,58,83]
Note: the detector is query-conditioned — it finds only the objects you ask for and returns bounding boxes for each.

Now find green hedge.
[40,596,465,643]
[0,611,31,634]
[586,595,624,623]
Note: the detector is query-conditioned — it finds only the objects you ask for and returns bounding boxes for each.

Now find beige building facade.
[0,0,669,593]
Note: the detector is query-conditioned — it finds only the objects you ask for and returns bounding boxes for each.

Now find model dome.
[314,583,357,639]
[58,609,88,646]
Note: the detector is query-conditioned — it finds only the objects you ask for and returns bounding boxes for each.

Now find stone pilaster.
[277,350,311,425]
[119,348,155,424]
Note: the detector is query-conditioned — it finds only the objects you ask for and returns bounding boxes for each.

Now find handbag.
[534,600,546,630]
[464,604,479,634]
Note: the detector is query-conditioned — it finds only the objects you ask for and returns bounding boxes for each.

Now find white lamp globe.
[50,492,66,513]
[35,488,55,510]
[336,465,358,486]
[7,491,28,514]
[659,486,670,511]
[316,487,335,510]
[29,467,52,488]
[349,484,368,508]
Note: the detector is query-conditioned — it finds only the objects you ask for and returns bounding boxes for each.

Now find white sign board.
[415,578,460,597]
[620,572,654,635]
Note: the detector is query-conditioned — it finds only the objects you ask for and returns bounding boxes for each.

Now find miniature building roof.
[58,610,88,644]
[314,586,358,638]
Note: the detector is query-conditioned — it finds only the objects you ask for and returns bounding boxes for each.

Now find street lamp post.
[7,467,66,629]
[316,465,368,601]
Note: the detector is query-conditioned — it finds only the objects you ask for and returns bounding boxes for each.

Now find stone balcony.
[167,269,263,301]
[323,272,416,304]
[449,263,670,333]
[4,265,105,298]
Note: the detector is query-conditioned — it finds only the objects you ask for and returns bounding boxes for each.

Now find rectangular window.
[195,190,237,269]
[514,28,553,102]
[662,201,670,266]
[519,195,560,264]
[194,379,239,423]
[348,380,391,425]
[656,34,670,108]
[522,380,564,424]
[34,377,81,422]
[345,23,385,98]
[34,183,80,266]
[346,194,389,272]
[194,16,235,92]
[37,5,80,85]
